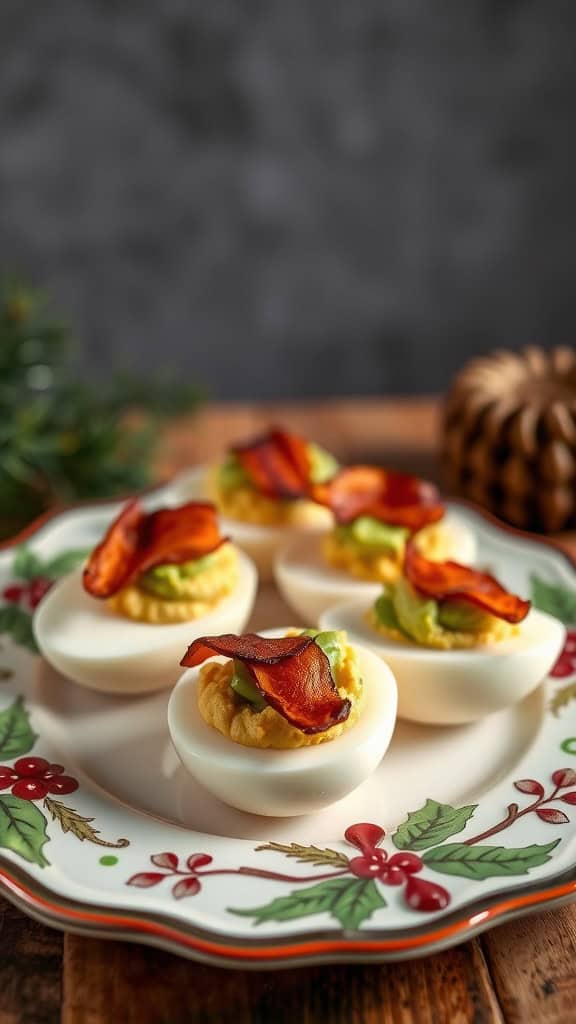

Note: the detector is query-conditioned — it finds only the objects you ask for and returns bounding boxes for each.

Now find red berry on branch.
[13,756,49,778]
[44,775,78,795]
[43,764,65,778]
[12,778,48,800]
[550,656,574,679]
[514,779,545,796]
[378,863,406,886]
[27,578,52,609]
[348,850,388,878]
[186,853,213,871]
[387,852,423,875]
[344,822,386,856]
[0,766,18,790]
[405,876,450,912]
[552,768,576,788]
[3,584,25,604]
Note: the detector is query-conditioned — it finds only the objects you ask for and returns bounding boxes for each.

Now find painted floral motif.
[128,771,571,929]
[531,575,576,714]
[0,545,88,653]
[0,695,128,866]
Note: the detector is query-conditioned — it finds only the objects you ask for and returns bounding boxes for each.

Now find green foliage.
[0,794,50,867]
[531,576,576,626]
[422,840,560,879]
[0,695,36,758]
[393,799,477,851]
[229,877,385,929]
[0,281,200,538]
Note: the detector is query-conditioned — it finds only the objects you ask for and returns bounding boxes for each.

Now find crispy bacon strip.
[181,633,351,734]
[233,428,314,500]
[312,465,444,531]
[404,541,531,623]
[83,500,225,599]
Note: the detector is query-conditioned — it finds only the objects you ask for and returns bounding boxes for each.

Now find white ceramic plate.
[0,475,575,967]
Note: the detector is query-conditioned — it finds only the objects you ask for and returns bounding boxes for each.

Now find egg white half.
[320,600,565,725]
[170,463,331,581]
[275,513,478,626]
[33,549,258,695]
[168,632,398,816]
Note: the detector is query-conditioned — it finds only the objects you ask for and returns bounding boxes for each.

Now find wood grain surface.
[1,398,575,1024]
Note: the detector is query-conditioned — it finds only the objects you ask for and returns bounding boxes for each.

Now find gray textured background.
[1,1,574,398]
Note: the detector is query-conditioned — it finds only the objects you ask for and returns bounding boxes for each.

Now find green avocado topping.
[218,443,338,495]
[218,454,250,492]
[336,516,409,555]
[308,444,339,485]
[230,660,267,709]
[139,552,218,600]
[301,629,346,676]
[374,579,494,644]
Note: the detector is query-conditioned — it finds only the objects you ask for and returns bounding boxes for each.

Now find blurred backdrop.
[1,1,575,399]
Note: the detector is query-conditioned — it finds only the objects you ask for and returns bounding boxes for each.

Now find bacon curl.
[83,500,225,599]
[233,429,314,500]
[181,633,351,734]
[312,465,444,531]
[404,541,531,623]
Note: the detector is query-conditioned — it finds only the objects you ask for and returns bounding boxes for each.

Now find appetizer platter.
[0,427,575,967]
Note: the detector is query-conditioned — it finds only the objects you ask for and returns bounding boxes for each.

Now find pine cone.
[441,346,576,533]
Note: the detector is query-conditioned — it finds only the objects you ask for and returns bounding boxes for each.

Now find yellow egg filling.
[107,543,239,624]
[197,640,364,749]
[323,518,469,583]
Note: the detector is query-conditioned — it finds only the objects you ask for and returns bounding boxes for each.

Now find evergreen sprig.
[0,281,200,537]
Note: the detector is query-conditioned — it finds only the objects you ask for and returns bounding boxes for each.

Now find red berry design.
[13,756,49,777]
[551,630,576,677]
[12,778,48,800]
[0,766,18,790]
[405,875,450,912]
[387,852,423,875]
[44,775,78,796]
[3,584,25,604]
[43,763,65,778]
[27,577,52,609]
[349,850,388,879]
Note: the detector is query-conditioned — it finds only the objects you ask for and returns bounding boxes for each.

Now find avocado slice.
[307,443,339,484]
[230,660,267,709]
[437,600,493,633]
[218,454,250,492]
[140,553,219,600]
[301,629,346,675]
[392,577,442,646]
[337,517,409,555]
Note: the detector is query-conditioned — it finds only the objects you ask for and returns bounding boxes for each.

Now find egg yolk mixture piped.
[184,631,364,749]
[214,428,338,526]
[369,543,530,649]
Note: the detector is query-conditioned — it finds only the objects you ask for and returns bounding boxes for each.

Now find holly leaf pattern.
[44,550,89,579]
[255,841,349,869]
[0,606,37,654]
[0,695,36,758]
[393,799,476,851]
[0,794,49,867]
[12,546,43,582]
[531,576,576,626]
[550,683,576,717]
[423,840,560,879]
[229,877,385,929]
[44,797,129,849]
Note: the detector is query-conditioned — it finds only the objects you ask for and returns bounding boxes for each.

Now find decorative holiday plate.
[1,473,576,967]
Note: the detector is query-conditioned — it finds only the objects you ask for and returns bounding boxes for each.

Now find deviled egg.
[320,541,565,725]
[275,465,476,625]
[168,629,397,815]
[205,427,339,580]
[34,500,257,694]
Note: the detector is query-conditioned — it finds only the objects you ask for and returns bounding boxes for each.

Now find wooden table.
[2,398,576,1024]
